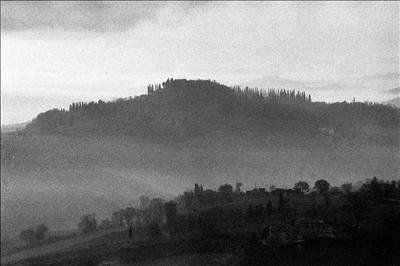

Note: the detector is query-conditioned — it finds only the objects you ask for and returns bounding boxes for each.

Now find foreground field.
[110,253,231,266]
[2,228,236,266]
[1,228,126,265]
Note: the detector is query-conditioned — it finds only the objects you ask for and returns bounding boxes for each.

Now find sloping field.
[1,228,126,265]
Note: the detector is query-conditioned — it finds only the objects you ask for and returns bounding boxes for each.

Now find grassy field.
[2,227,237,266]
[1,228,126,265]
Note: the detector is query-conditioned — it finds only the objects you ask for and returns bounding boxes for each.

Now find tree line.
[65,78,323,114]
[232,85,311,105]
[19,176,400,245]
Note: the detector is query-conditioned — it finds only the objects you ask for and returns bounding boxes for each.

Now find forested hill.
[25,79,399,142]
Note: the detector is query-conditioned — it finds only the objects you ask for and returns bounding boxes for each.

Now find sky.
[1,1,399,124]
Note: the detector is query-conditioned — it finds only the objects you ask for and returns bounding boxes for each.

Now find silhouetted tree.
[165,200,177,230]
[123,207,138,226]
[35,224,48,240]
[218,184,233,202]
[363,177,385,203]
[148,198,165,224]
[235,182,243,193]
[344,191,371,228]
[99,219,112,230]
[278,191,285,213]
[314,179,330,194]
[294,181,310,193]
[147,84,154,94]
[218,184,233,194]
[78,214,97,234]
[194,183,201,195]
[111,210,124,227]
[341,183,353,193]
[267,200,273,216]
[179,190,195,211]
[324,194,332,209]
[129,225,133,239]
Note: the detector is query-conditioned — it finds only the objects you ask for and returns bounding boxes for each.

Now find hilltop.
[24,78,399,142]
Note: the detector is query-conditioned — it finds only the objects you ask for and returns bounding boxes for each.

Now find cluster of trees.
[175,177,400,231]
[68,100,107,112]
[177,179,334,212]
[358,177,400,201]
[108,207,143,229]
[232,85,312,105]
[147,78,185,94]
[76,196,178,237]
[20,224,49,244]
[146,79,312,105]
[78,214,98,234]
[341,177,400,228]
[22,176,399,248]
[147,84,163,94]
[293,181,310,193]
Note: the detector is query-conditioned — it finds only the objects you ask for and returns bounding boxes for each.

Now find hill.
[25,79,399,141]
[1,78,399,239]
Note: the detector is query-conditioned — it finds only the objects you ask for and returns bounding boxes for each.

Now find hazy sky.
[1,1,399,124]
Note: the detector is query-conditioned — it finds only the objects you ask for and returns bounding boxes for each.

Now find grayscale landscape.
[1,2,399,266]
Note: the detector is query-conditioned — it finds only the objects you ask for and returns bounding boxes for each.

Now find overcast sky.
[1,1,399,124]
